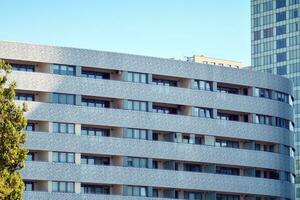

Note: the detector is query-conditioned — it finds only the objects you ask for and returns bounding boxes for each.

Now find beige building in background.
[187,55,242,68]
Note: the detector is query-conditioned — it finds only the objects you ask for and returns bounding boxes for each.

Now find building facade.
[187,55,241,68]
[250,0,300,198]
[0,41,295,200]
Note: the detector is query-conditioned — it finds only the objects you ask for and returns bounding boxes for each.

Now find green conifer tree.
[0,59,28,200]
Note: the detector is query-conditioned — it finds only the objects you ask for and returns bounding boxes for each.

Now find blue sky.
[0,0,251,65]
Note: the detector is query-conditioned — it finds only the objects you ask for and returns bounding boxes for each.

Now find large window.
[124,128,147,140]
[193,107,212,118]
[290,0,300,5]
[276,66,287,75]
[217,113,238,121]
[262,15,273,25]
[53,64,75,76]
[26,152,35,161]
[14,93,34,101]
[276,52,287,62]
[276,25,286,35]
[290,49,300,60]
[81,127,110,137]
[127,100,148,111]
[183,163,202,172]
[274,91,288,102]
[52,93,75,105]
[81,70,109,79]
[152,105,177,114]
[52,181,74,193]
[217,194,240,200]
[216,166,239,175]
[11,63,34,72]
[276,117,289,129]
[254,31,261,40]
[81,184,110,194]
[254,87,272,99]
[262,1,273,12]
[253,4,261,14]
[276,0,286,8]
[289,8,299,19]
[289,22,300,32]
[276,11,286,22]
[255,114,272,125]
[289,35,300,47]
[184,191,202,200]
[53,152,75,163]
[126,157,148,168]
[127,72,147,83]
[81,156,110,165]
[263,28,273,38]
[193,80,212,91]
[276,38,286,49]
[215,139,239,148]
[81,98,109,108]
[152,78,177,87]
[25,182,34,191]
[124,186,147,197]
[53,122,75,134]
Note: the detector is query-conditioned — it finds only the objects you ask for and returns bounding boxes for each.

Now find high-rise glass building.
[0,41,295,200]
[250,0,300,198]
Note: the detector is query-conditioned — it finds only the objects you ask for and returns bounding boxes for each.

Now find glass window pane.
[52,182,58,192]
[60,182,66,192]
[67,95,75,105]
[133,101,140,110]
[67,182,74,193]
[60,123,67,133]
[59,94,67,104]
[53,94,59,103]
[61,65,67,75]
[68,124,75,134]
[53,152,59,162]
[60,152,67,162]
[53,65,60,74]
[67,153,74,163]
[134,73,139,83]
[127,101,133,110]
[128,72,133,82]
[140,102,147,111]
[133,187,140,196]
[140,187,146,196]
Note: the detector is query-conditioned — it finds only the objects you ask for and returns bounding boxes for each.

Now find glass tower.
[251,0,300,198]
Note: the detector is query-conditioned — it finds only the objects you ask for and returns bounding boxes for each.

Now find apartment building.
[187,55,241,68]
[250,0,300,198]
[0,41,295,200]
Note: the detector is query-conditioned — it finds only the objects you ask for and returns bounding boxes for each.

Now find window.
[193,107,212,118]
[253,17,261,27]
[262,1,273,12]
[276,52,287,62]
[289,22,300,32]
[127,72,147,83]
[11,63,34,72]
[290,0,300,5]
[152,105,177,114]
[81,156,110,165]
[184,191,202,200]
[81,127,110,137]
[276,0,286,8]
[52,181,74,193]
[289,8,299,19]
[124,128,147,140]
[255,114,272,125]
[276,38,286,49]
[216,166,239,175]
[253,4,261,14]
[276,11,286,22]
[52,152,75,163]
[127,100,148,111]
[25,123,35,131]
[26,152,35,161]
[53,64,75,76]
[253,44,262,54]
[52,93,75,105]
[216,139,239,148]
[217,112,238,121]
[263,41,274,52]
[275,117,289,129]
[290,49,300,60]
[152,78,177,87]
[289,35,300,46]
[217,194,240,200]
[254,31,261,40]
[263,28,273,38]
[53,122,75,134]
[81,184,110,194]
[262,14,273,25]
[125,186,147,197]
[126,157,148,168]
[183,163,202,172]
[193,80,212,91]
[276,25,286,35]
[277,66,287,75]
[217,86,239,94]
[81,70,109,79]
[254,88,272,99]
[81,98,109,108]
[25,182,34,191]
[290,63,300,73]
[14,93,34,101]
[263,55,273,65]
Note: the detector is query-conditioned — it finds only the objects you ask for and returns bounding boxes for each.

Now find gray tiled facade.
[250,0,300,199]
[0,41,295,200]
